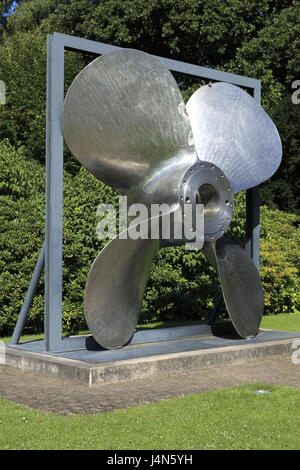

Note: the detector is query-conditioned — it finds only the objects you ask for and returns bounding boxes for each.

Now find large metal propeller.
[62,48,282,349]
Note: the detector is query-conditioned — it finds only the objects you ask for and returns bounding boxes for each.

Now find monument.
[62,48,281,350]
[6,34,297,388]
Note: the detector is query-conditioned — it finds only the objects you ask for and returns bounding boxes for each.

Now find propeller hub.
[179,161,233,242]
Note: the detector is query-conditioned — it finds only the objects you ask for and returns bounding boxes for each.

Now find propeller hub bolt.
[179,161,233,242]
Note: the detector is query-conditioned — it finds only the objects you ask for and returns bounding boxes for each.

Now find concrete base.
[5,324,300,387]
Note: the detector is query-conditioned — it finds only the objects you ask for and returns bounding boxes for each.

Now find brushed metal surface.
[84,217,161,349]
[62,48,194,194]
[179,161,233,242]
[203,238,264,338]
[62,49,280,349]
[62,49,198,349]
[186,82,282,192]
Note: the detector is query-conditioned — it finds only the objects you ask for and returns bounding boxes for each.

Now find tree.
[0,0,299,210]
[0,0,299,333]
[227,1,300,212]
[0,0,17,37]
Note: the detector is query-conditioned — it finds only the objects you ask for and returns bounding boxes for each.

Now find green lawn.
[0,384,299,450]
[1,311,299,344]
[260,312,300,332]
[1,314,299,450]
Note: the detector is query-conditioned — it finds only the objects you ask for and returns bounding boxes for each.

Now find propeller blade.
[203,237,264,338]
[84,214,175,349]
[186,82,282,192]
[62,49,193,194]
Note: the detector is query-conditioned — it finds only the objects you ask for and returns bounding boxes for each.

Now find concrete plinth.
[4,324,300,387]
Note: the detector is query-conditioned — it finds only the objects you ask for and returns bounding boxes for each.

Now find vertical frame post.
[245,83,261,270]
[45,34,65,352]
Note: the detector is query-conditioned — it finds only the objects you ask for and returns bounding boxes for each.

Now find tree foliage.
[1,0,299,210]
[0,0,16,35]
[0,140,299,335]
[0,1,299,335]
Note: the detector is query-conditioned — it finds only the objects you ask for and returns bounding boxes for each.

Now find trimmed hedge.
[0,139,299,336]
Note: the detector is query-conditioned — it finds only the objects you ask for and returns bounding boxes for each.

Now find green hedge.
[0,139,299,336]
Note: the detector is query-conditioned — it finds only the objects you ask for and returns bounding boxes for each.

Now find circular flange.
[179,161,233,242]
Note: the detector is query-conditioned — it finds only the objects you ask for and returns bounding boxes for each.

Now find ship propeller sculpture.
[62,49,282,349]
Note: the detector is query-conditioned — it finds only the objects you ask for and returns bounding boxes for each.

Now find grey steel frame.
[10,32,261,353]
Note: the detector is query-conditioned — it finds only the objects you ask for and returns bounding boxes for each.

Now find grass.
[1,311,299,344]
[0,384,299,450]
[1,314,299,450]
[260,312,300,333]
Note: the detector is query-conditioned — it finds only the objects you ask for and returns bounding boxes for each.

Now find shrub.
[0,139,45,330]
[0,139,118,335]
[0,140,299,336]
[260,206,300,314]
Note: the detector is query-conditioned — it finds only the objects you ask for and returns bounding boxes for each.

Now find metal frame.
[10,32,261,352]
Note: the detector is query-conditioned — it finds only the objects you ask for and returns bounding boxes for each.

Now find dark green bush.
[0,139,118,335]
[260,206,300,314]
[0,140,299,336]
[0,140,45,334]
[1,1,300,214]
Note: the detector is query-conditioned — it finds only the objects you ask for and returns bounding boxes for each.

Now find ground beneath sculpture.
[1,356,299,415]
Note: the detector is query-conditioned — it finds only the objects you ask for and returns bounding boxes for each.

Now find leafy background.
[0,0,299,335]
